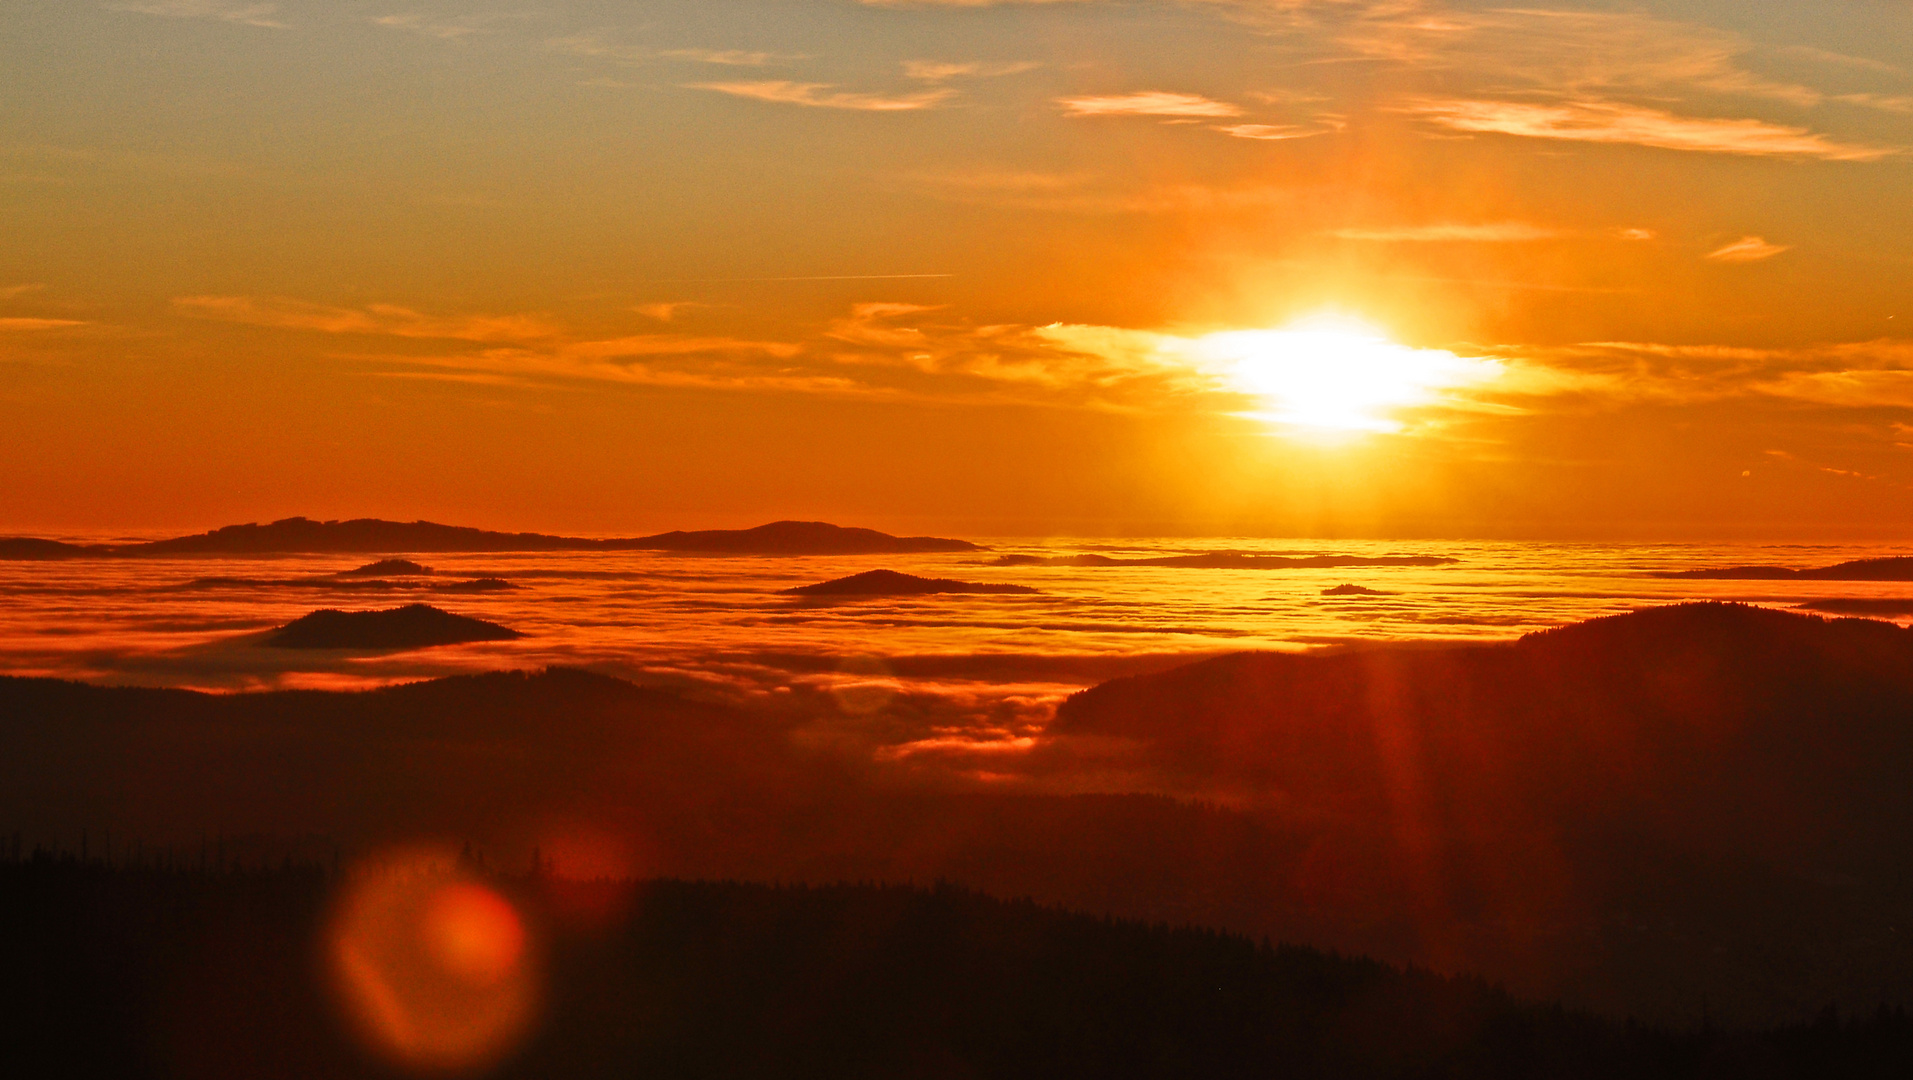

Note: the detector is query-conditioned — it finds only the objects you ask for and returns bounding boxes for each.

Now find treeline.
[3,859,1911,1079]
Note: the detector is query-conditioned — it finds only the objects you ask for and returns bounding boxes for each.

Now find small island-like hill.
[335,558,434,577]
[264,603,522,650]
[784,569,1038,596]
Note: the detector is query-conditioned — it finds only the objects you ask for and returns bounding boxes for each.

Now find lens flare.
[1186,315,1503,436]
[326,849,540,1073]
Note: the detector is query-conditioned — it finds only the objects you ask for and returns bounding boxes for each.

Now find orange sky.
[3,0,1911,538]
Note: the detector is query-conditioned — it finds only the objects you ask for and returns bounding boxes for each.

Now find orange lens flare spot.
[326,849,540,1073]
[423,884,527,986]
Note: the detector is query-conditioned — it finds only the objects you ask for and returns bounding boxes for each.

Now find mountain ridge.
[0,517,979,557]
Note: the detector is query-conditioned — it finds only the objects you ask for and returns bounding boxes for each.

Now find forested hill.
[4,861,1909,1080]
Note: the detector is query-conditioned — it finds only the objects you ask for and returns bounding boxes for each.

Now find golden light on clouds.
[1182,317,1505,436]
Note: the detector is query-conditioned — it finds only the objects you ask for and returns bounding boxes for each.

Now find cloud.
[1330,222,1567,243]
[1757,369,1913,409]
[0,284,45,299]
[1232,5,1855,109]
[173,296,562,342]
[1400,98,1894,161]
[1835,93,1913,115]
[1057,92,1244,118]
[1537,338,1913,411]
[1706,236,1791,263]
[358,337,850,398]
[903,60,1040,82]
[902,169,1297,215]
[860,0,1085,5]
[1777,45,1904,77]
[172,293,1913,430]
[692,81,956,111]
[369,14,478,40]
[106,1,284,28]
[634,302,704,322]
[662,49,793,67]
[0,318,85,331]
[545,34,647,61]
[1211,123,1317,141]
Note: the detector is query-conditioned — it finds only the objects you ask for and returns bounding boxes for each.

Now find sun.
[1185,315,1503,436]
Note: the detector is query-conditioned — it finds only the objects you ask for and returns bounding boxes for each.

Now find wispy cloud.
[1706,236,1791,263]
[860,0,1082,5]
[106,1,284,28]
[173,296,562,342]
[904,60,1040,82]
[1211,123,1316,141]
[903,168,1297,215]
[0,317,86,331]
[1236,5,1859,109]
[1778,45,1904,76]
[1057,91,1243,118]
[1401,98,1894,161]
[663,49,794,67]
[357,336,846,398]
[1534,338,1913,410]
[692,81,955,111]
[545,34,646,61]
[370,13,478,40]
[634,302,703,323]
[0,284,46,300]
[1330,222,1567,243]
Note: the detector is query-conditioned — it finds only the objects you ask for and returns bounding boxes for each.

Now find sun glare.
[1187,316,1503,436]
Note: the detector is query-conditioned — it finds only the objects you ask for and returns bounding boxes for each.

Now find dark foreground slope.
[1050,603,1913,1020]
[6,861,1910,1080]
[7,604,1913,1024]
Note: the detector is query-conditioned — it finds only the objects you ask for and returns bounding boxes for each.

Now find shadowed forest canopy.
[8,604,1913,1023]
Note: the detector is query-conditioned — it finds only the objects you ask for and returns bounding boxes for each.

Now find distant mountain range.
[0,517,979,558]
[1658,556,1913,580]
[991,552,1454,569]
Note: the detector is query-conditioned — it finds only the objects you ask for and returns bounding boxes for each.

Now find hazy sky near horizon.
[4,0,1912,538]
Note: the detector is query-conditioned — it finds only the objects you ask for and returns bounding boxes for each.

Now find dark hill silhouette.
[993,552,1453,569]
[1324,584,1390,596]
[265,604,522,649]
[0,537,95,559]
[180,573,515,593]
[1048,602,1913,1020]
[432,576,516,593]
[0,516,979,557]
[638,520,978,554]
[336,558,432,576]
[1659,556,1913,580]
[16,866,1904,1080]
[11,606,1913,1023]
[1797,598,1913,616]
[784,569,1038,596]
